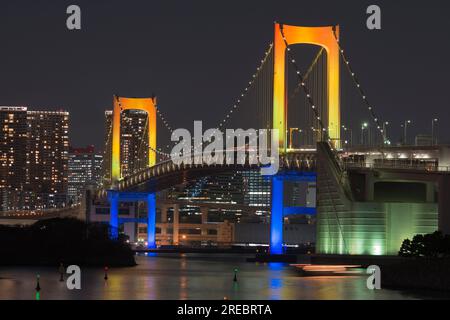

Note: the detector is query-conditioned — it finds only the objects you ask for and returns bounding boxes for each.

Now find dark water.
[0,253,443,300]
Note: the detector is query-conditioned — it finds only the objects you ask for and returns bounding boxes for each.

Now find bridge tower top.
[273,23,341,150]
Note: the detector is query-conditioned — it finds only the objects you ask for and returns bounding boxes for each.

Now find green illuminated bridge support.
[315,142,445,256]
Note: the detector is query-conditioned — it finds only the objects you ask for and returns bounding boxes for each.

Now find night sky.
[0,0,449,149]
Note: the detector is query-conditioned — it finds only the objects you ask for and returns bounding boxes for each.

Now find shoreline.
[311,254,450,293]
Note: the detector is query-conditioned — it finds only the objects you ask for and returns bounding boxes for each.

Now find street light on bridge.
[311,127,320,145]
[342,125,353,147]
[382,121,390,145]
[432,118,438,145]
[289,128,301,149]
[402,120,412,145]
[361,122,369,146]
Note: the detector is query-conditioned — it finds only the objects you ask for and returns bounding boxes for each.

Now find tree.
[399,231,450,258]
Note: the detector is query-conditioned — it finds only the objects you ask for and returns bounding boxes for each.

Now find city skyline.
[0,0,449,149]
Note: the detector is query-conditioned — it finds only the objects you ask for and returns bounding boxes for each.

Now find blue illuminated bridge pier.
[100,150,318,255]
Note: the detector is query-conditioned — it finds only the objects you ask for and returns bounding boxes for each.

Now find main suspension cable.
[218,43,274,130]
[332,29,385,141]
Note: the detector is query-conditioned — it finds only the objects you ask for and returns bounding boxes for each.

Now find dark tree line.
[0,218,135,266]
[399,231,450,258]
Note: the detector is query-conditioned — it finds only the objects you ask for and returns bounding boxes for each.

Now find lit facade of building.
[168,173,245,222]
[165,170,272,224]
[27,110,69,209]
[68,145,103,204]
[0,106,69,211]
[0,107,28,211]
[242,170,271,208]
[102,109,149,183]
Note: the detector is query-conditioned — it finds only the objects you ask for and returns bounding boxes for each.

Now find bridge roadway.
[0,205,83,225]
[99,150,318,197]
[105,147,450,196]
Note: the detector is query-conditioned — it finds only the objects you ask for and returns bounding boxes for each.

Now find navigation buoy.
[35,274,41,300]
[104,266,108,281]
[59,263,65,282]
[233,268,238,282]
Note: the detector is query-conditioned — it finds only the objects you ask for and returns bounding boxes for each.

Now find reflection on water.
[0,253,442,300]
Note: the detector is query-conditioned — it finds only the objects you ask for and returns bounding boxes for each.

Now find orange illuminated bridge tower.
[273,23,341,150]
[111,95,157,183]
[270,23,341,255]
[108,95,158,248]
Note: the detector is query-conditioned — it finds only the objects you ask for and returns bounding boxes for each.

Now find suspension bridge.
[97,23,450,257]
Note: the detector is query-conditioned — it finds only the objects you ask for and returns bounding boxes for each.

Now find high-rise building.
[172,172,245,205]
[68,145,103,204]
[27,110,69,209]
[121,109,149,176]
[0,107,69,211]
[0,107,28,211]
[102,111,113,185]
[242,170,271,209]
[166,170,271,224]
[102,109,149,183]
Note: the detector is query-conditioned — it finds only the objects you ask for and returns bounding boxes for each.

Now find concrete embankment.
[311,254,450,292]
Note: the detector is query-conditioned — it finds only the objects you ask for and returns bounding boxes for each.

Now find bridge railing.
[0,204,82,218]
[112,149,318,191]
[343,161,450,173]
